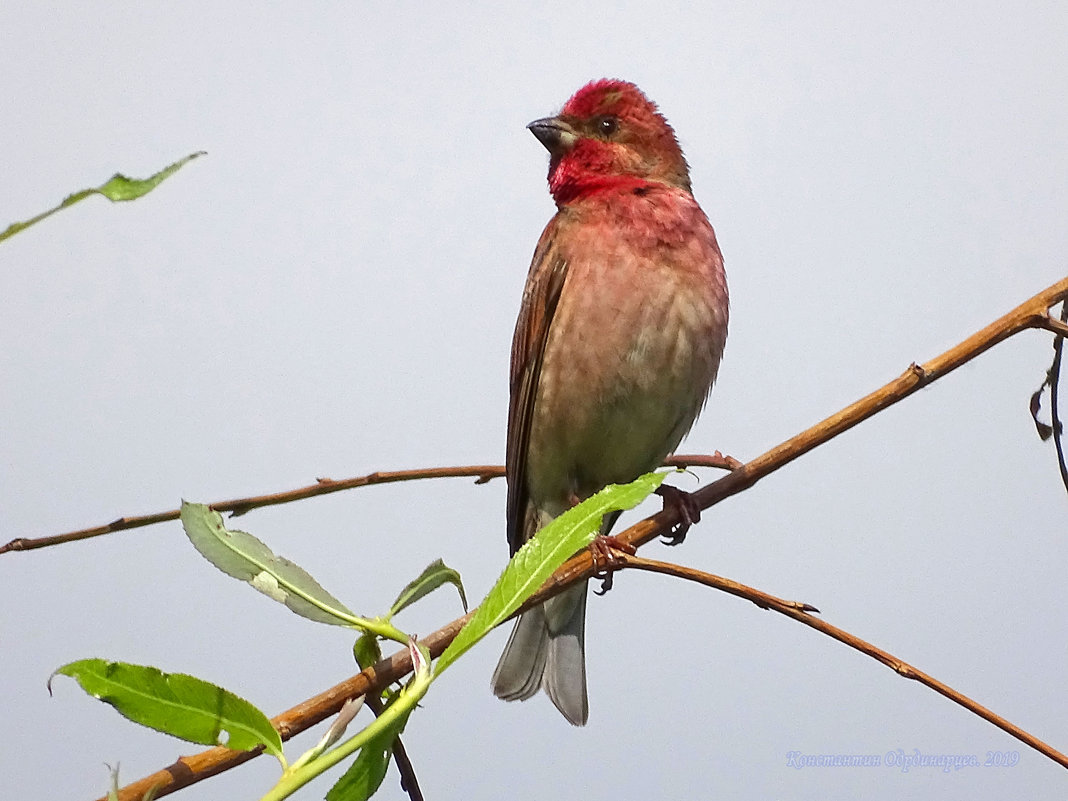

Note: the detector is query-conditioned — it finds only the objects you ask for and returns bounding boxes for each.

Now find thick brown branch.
[103,274,1068,799]
[613,274,1068,551]
[615,554,1068,769]
[0,455,732,555]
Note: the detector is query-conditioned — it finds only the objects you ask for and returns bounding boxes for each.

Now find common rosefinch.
[491,79,729,725]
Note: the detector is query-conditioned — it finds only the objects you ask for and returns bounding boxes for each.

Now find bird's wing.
[506,216,569,555]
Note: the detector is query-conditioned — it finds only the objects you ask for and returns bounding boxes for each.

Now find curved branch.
[102,274,1068,800]
[616,554,1068,769]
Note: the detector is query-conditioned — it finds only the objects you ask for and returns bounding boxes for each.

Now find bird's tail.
[491,581,588,726]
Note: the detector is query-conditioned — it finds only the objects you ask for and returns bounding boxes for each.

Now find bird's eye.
[595,115,619,137]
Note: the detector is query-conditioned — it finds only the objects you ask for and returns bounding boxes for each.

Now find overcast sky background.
[2,3,1067,799]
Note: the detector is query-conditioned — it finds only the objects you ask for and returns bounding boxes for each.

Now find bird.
[491,79,729,725]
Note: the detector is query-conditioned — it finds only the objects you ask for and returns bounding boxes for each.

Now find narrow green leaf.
[324,729,397,801]
[94,153,205,201]
[0,152,205,243]
[390,558,468,617]
[435,471,669,674]
[50,659,283,760]
[180,502,359,627]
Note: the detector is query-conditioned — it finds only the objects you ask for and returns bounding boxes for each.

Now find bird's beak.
[527,116,579,157]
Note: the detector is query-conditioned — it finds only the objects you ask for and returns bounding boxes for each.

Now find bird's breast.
[525,199,727,513]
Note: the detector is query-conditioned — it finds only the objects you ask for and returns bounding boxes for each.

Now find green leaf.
[50,659,283,761]
[325,647,427,801]
[352,633,382,671]
[324,729,397,801]
[262,641,431,801]
[435,471,669,674]
[180,502,359,627]
[390,558,468,617]
[0,152,205,243]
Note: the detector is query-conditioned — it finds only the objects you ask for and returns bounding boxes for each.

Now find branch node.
[1039,315,1068,339]
[666,451,743,471]
[907,361,929,385]
[894,662,918,679]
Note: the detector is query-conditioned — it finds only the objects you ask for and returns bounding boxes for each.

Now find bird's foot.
[655,484,702,545]
[590,534,635,595]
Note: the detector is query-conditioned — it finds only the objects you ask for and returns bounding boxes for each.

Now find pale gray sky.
[2,3,1067,799]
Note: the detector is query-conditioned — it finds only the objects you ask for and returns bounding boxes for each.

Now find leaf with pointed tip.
[390,558,468,617]
[180,502,359,627]
[50,659,283,761]
[0,152,205,243]
[435,471,668,674]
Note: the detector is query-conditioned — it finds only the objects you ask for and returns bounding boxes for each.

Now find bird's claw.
[590,534,634,595]
[655,484,702,545]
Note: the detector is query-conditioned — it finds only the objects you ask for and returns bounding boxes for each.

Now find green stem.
[259,646,431,801]
[352,618,408,645]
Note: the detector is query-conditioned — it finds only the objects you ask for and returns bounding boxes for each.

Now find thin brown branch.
[666,451,743,472]
[1037,314,1068,339]
[615,553,1068,769]
[0,467,501,554]
[0,455,732,555]
[1048,302,1068,493]
[103,274,1068,800]
[391,733,423,801]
